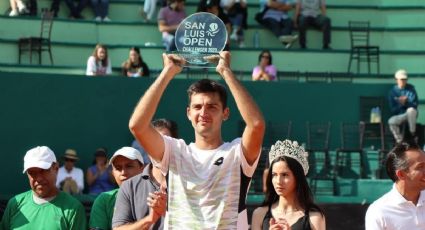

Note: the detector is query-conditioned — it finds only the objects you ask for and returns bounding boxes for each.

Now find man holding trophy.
[129,11,265,230]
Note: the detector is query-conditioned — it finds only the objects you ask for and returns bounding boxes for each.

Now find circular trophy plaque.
[174,12,227,67]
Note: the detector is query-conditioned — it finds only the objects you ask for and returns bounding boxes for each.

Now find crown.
[268,139,309,175]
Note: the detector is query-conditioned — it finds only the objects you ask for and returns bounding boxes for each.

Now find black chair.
[347,21,379,74]
[334,122,366,180]
[276,71,300,82]
[18,9,54,65]
[185,67,209,79]
[306,122,335,195]
[376,124,397,178]
[306,121,331,169]
[359,96,385,123]
[251,147,270,193]
[264,121,292,148]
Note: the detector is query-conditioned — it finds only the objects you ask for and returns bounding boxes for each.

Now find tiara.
[268,140,309,175]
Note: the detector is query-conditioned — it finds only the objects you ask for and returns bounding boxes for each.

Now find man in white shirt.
[129,51,265,229]
[365,142,425,230]
[56,149,84,194]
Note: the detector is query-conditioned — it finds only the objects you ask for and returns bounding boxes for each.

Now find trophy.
[173,12,228,68]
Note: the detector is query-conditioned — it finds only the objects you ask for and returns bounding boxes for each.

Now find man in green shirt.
[89,147,145,230]
[0,146,87,230]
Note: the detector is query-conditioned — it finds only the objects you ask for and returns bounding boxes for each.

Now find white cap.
[23,146,57,173]
[395,69,408,80]
[109,147,144,166]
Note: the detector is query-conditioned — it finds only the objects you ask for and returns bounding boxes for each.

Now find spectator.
[365,142,425,229]
[131,139,151,165]
[112,119,177,229]
[129,51,265,228]
[89,147,145,230]
[141,0,166,22]
[0,146,87,229]
[221,0,248,47]
[86,148,116,195]
[86,44,112,76]
[8,0,29,16]
[56,149,85,194]
[251,140,326,230]
[49,0,87,18]
[260,0,298,48]
[131,118,179,165]
[157,0,186,52]
[388,69,419,144]
[121,47,150,77]
[19,0,59,17]
[91,0,110,21]
[201,0,232,51]
[294,0,331,49]
[252,50,277,81]
[262,157,270,193]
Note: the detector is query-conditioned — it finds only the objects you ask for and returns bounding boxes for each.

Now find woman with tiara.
[251,139,326,230]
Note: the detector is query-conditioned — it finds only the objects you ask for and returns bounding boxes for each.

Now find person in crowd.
[388,69,419,144]
[49,0,87,19]
[91,0,110,21]
[128,51,265,228]
[86,147,116,195]
[112,118,177,229]
[0,146,87,229]
[365,142,425,229]
[17,0,60,17]
[63,0,88,19]
[251,140,326,230]
[157,0,186,52]
[89,147,145,230]
[86,44,112,76]
[8,0,29,16]
[252,50,277,81]
[56,148,84,194]
[131,119,179,165]
[121,47,150,77]
[260,0,298,48]
[294,0,331,49]
[199,0,232,51]
[221,0,248,47]
[141,0,166,22]
[262,158,270,193]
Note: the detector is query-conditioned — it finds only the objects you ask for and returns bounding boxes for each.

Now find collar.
[390,184,425,206]
[141,163,151,180]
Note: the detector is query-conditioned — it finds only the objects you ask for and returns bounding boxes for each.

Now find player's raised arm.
[129,54,184,162]
[216,51,265,165]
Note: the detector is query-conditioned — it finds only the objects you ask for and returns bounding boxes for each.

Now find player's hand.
[162,53,184,76]
[216,51,231,76]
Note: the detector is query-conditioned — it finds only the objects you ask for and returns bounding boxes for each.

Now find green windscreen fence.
[0,72,394,195]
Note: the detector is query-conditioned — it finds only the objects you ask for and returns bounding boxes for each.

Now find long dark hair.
[92,44,108,67]
[126,47,143,66]
[258,50,272,65]
[263,156,324,216]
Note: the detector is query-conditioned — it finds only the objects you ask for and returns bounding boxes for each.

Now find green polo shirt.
[89,188,119,230]
[0,190,86,230]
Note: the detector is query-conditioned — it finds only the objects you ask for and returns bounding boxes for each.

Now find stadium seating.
[1,0,425,74]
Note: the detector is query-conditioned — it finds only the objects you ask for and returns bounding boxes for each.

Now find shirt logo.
[214,157,224,166]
